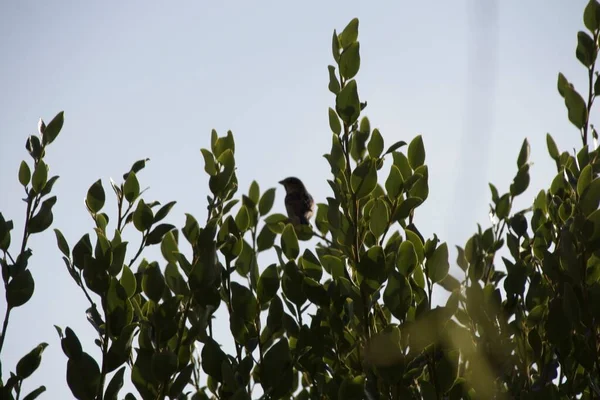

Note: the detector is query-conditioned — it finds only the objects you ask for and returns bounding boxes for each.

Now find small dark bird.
[279,177,315,225]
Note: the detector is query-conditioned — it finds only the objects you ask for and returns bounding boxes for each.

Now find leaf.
[54,229,70,257]
[123,171,140,203]
[257,224,276,251]
[351,159,377,199]
[397,240,418,276]
[496,194,511,219]
[582,178,600,216]
[578,164,593,196]
[327,65,341,94]
[22,386,46,400]
[407,135,425,169]
[200,149,218,176]
[338,376,366,400]
[133,200,153,232]
[66,352,101,400]
[328,107,341,135]
[151,350,178,381]
[19,161,31,187]
[357,246,386,282]
[32,160,48,194]
[146,223,176,245]
[164,262,189,296]
[169,364,194,399]
[160,231,178,263]
[258,188,276,216]
[257,264,280,305]
[426,243,449,283]
[564,86,588,129]
[383,271,412,320]
[104,366,126,400]
[385,165,403,199]
[235,205,250,231]
[28,196,56,234]
[86,179,105,213]
[231,282,258,321]
[510,165,530,197]
[576,31,597,67]
[142,263,165,302]
[7,269,34,309]
[385,140,407,155]
[120,265,136,298]
[517,138,530,168]
[546,133,559,160]
[368,128,384,158]
[153,201,176,223]
[16,342,48,379]
[335,79,360,125]
[339,42,360,79]
[339,18,359,49]
[42,111,64,145]
[260,338,293,399]
[396,197,423,220]
[585,0,600,31]
[369,198,389,238]
[281,224,299,259]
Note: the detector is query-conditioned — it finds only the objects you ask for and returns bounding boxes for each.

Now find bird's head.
[278,177,306,193]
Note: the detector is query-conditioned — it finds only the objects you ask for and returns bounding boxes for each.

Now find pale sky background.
[0,0,591,398]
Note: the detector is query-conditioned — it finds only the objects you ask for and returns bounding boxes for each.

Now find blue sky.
[0,0,590,397]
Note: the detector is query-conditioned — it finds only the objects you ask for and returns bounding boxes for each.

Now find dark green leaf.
[383,271,412,320]
[339,18,359,49]
[258,188,276,216]
[407,135,425,169]
[327,65,341,94]
[16,342,48,379]
[564,86,588,129]
[257,224,276,251]
[261,338,293,399]
[281,224,299,259]
[368,128,384,158]
[160,231,179,263]
[328,107,341,135]
[133,200,153,232]
[120,265,136,298]
[22,386,46,400]
[546,133,560,160]
[27,196,56,234]
[397,240,418,276]
[31,160,48,194]
[510,165,530,197]
[86,179,105,213]
[231,281,258,321]
[151,350,178,381]
[42,111,64,145]
[19,161,31,187]
[104,366,126,400]
[517,138,530,168]
[153,201,176,224]
[257,264,279,305]
[142,263,165,302]
[351,159,377,199]
[54,229,70,257]
[66,352,101,400]
[169,364,194,399]
[200,149,218,176]
[369,198,389,238]
[576,31,597,67]
[201,339,227,382]
[124,171,140,203]
[385,165,403,199]
[426,243,449,283]
[165,262,189,296]
[146,223,175,246]
[335,79,360,125]
[339,42,360,79]
[7,269,34,309]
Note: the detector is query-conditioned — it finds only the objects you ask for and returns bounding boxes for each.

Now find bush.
[3,2,600,399]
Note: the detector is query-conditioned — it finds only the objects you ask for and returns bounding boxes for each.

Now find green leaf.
[281,224,299,259]
[328,107,341,135]
[321,255,345,279]
[200,149,218,176]
[151,350,178,381]
[385,140,407,155]
[231,282,258,321]
[546,133,559,160]
[339,18,359,49]
[327,65,341,94]
[339,42,360,79]
[397,240,418,276]
[28,196,56,234]
[584,0,600,31]
[335,79,360,125]
[260,338,293,399]
[351,159,377,199]
[578,164,593,196]
[357,246,386,282]
[338,376,366,400]
[201,339,227,383]
[510,165,530,197]
[54,228,70,257]
[120,265,136,298]
[405,228,425,264]
[146,223,176,245]
[581,178,600,216]
[104,366,126,400]
[22,386,46,400]
[235,205,250,231]
[142,263,165,302]
[258,188,276,216]
[61,327,83,360]
[42,111,64,145]
[133,200,153,232]
[368,128,384,158]
[385,165,403,199]
[426,243,449,283]
[169,365,194,399]
[300,249,322,281]
[19,161,31,187]
[564,86,588,130]
[160,231,179,263]
[576,31,597,67]
[16,342,48,379]
[383,271,412,320]
[164,262,189,295]
[123,171,140,203]
[66,352,101,400]
[496,194,511,219]
[369,198,389,238]
[563,283,581,325]
[7,269,34,309]
[32,160,48,194]
[517,138,530,168]
[86,179,106,213]
[407,135,425,169]
[257,264,280,305]
[396,197,423,220]
[257,224,276,251]
[153,201,176,223]
[332,29,341,62]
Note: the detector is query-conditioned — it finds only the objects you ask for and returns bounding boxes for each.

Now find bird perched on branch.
[279,177,315,225]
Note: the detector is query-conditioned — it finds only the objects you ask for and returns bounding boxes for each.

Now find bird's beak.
[278,180,284,185]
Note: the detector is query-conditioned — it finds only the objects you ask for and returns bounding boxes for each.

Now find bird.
[278,177,315,225]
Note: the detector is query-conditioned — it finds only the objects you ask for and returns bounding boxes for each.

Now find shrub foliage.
[3,2,600,399]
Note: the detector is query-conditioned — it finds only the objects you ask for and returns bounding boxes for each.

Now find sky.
[0,0,591,398]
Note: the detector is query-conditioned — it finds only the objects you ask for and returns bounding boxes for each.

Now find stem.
[96,297,110,400]
[128,232,147,266]
[311,231,335,246]
[0,308,12,354]
[584,38,597,147]
[379,200,398,247]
